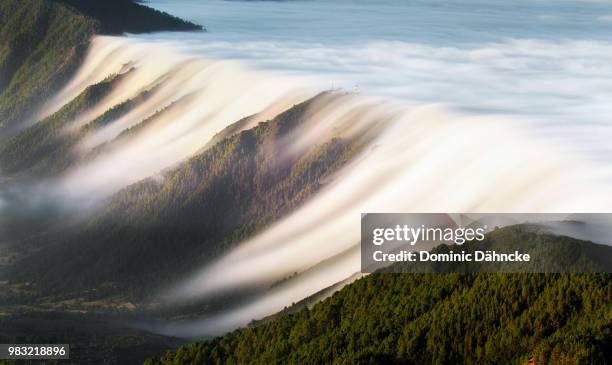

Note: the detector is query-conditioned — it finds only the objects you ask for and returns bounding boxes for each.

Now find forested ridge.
[52,0,202,34]
[0,0,201,137]
[0,0,98,135]
[385,225,612,274]
[148,229,612,365]
[0,71,133,175]
[5,94,369,301]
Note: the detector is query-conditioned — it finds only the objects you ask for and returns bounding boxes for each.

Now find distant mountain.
[387,224,612,274]
[148,226,612,365]
[0,0,202,136]
[52,0,203,34]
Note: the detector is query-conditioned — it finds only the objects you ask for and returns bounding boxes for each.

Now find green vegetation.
[82,84,155,133]
[0,0,201,137]
[384,225,612,274]
[0,0,98,135]
[53,0,203,34]
[2,3,609,365]
[0,71,165,177]
[148,228,612,365]
[0,72,130,175]
[6,96,370,299]
[106,95,187,142]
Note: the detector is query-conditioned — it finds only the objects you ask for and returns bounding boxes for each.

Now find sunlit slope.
[0,0,97,135]
[0,0,201,137]
[5,95,369,299]
[0,72,134,175]
[148,230,612,365]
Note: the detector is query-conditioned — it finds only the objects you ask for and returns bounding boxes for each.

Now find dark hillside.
[53,0,203,34]
[0,0,98,135]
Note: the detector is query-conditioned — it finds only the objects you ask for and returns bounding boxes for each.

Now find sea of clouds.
[6,0,612,337]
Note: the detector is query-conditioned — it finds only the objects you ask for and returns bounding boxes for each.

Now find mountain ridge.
[3,94,370,303]
[0,0,202,137]
[147,226,612,365]
[51,0,203,35]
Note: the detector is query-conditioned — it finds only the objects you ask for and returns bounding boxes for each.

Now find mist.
[5,36,612,336]
[162,102,612,336]
[4,0,612,339]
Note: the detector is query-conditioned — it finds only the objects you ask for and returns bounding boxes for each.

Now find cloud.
[7,34,612,336]
[164,100,612,336]
[139,36,612,161]
[24,35,612,208]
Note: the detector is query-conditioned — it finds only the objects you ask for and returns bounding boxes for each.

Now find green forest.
[3,94,369,302]
[0,0,97,134]
[148,271,612,365]
[1,1,611,365]
[51,0,202,34]
[145,226,612,365]
[0,72,129,175]
[0,0,201,137]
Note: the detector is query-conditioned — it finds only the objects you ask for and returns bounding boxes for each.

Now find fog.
[33,32,612,207]
[4,0,612,338]
[32,37,316,204]
[141,0,612,161]
[162,102,612,336]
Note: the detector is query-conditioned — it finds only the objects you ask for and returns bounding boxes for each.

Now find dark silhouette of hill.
[52,0,203,34]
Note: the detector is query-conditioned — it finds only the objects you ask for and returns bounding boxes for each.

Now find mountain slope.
[0,0,98,135]
[148,227,612,365]
[0,0,201,137]
[0,71,133,176]
[386,224,612,274]
[53,0,203,34]
[5,94,370,301]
